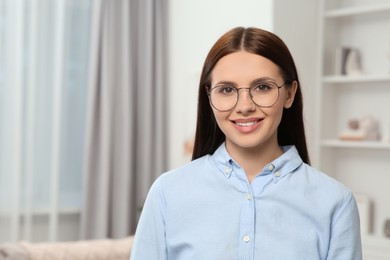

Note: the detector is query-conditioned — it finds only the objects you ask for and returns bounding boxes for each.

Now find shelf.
[362,235,390,257]
[362,234,390,244]
[322,74,390,84]
[325,3,390,18]
[318,0,390,243]
[321,140,390,149]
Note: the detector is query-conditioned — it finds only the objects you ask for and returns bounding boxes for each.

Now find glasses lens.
[209,85,238,111]
[250,82,279,107]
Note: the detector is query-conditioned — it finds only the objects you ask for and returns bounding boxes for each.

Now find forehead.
[211,51,282,84]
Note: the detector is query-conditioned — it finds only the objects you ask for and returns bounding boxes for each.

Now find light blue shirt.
[130,144,362,260]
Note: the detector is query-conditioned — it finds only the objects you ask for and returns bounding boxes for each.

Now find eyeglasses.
[208,81,289,111]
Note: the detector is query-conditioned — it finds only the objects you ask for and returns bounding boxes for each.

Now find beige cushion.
[0,236,134,260]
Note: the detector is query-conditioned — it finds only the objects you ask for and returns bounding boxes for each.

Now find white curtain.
[80,0,168,239]
[0,0,92,242]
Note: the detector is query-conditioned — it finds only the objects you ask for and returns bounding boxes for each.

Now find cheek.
[213,110,226,125]
[264,103,285,125]
[212,110,230,132]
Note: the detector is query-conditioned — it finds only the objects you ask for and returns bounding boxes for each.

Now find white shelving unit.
[317,0,390,257]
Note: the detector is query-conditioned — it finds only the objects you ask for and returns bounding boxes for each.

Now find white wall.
[273,0,319,165]
[167,0,274,169]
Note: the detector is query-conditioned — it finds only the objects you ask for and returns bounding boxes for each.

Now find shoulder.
[150,155,214,192]
[297,163,354,206]
[283,163,359,227]
[145,154,221,208]
[162,155,212,179]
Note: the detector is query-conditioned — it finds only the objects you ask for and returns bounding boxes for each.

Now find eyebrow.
[214,77,278,86]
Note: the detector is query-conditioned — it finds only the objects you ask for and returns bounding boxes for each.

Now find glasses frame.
[207,81,289,112]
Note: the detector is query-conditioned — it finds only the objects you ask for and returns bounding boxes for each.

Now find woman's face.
[210,51,297,153]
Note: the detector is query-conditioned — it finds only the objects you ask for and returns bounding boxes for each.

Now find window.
[0,0,92,242]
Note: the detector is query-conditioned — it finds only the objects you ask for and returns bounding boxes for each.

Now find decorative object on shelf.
[335,46,363,76]
[385,219,390,238]
[339,115,381,141]
[354,193,372,235]
[183,137,194,156]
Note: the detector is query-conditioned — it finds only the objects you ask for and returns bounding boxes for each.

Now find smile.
[231,118,263,134]
[233,118,262,126]
[235,121,258,127]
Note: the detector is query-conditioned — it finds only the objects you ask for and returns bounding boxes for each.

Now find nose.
[235,88,255,113]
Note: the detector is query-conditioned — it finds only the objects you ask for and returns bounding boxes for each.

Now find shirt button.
[275,171,281,177]
[246,193,251,200]
[225,168,230,174]
[268,164,275,171]
[243,235,250,242]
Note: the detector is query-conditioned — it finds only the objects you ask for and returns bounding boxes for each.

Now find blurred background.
[0,0,389,257]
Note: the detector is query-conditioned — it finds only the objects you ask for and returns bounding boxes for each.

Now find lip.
[231,117,263,134]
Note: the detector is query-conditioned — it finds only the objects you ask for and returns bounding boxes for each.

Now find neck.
[226,140,283,183]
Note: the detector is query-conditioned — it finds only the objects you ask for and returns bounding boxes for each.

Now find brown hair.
[191,27,310,164]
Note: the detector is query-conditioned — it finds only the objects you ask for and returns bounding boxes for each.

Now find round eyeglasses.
[208,81,289,111]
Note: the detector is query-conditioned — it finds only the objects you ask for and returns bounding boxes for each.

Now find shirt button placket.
[239,187,255,259]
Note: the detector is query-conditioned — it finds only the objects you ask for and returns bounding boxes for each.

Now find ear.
[284,81,298,109]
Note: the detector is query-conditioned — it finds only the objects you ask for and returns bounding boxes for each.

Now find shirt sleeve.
[326,192,362,260]
[130,179,167,260]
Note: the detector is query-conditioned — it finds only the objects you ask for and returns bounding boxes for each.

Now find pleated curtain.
[81,0,168,239]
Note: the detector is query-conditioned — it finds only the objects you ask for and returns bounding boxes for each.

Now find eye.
[215,85,237,95]
[252,83,273,92]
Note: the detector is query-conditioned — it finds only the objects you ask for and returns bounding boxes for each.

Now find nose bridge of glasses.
[237,87,254,99]
[237,87,251,92]
[236,87,255,107]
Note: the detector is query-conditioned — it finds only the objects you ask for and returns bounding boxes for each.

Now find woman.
[130,27,362,260]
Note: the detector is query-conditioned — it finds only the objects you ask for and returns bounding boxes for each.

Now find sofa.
[0,236,134,260]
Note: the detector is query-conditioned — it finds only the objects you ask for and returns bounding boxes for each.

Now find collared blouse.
[130,144,362,260]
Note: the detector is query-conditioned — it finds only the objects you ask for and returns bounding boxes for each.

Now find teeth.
[236,121,256,127]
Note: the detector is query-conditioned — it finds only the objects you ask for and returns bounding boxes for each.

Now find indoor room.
[0,0,389,259]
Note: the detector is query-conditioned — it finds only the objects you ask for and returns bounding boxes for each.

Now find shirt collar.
[210,143,235,179]
[268,145,303,183]
[210,143,303,182]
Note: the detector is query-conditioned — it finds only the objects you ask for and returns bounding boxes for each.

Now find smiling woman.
[130,27,362,260]
[207,51,297,182]
[0,0,92,243]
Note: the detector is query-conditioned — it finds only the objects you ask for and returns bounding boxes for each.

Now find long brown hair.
[191,27,310,165]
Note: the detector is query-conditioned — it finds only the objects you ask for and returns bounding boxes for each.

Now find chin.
[228,139,265,150]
